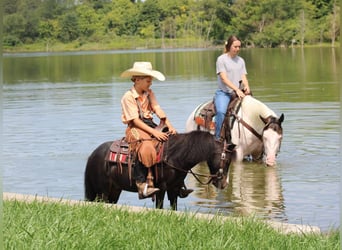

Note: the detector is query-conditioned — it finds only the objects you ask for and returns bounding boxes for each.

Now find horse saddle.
[107,138,133,165]
[194,100,216,130]
[194,94,242,131]
[106,137,164,166]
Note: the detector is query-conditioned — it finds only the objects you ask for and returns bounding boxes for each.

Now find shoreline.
[3,192,321,235]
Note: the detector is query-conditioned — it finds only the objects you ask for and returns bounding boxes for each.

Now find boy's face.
[136,76,153,91]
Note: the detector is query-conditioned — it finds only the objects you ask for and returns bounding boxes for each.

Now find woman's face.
[229,40,241,57]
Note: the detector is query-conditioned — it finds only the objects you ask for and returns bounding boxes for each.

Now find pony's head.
[208,140,236,189]
[260,113,284,166]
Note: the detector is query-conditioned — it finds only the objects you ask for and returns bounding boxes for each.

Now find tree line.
[3,0,340,49]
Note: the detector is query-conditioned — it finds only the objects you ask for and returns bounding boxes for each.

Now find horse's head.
[260,113,284,167]
[209,140,236,189]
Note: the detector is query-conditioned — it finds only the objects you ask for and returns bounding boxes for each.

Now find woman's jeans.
[214,89,231,140]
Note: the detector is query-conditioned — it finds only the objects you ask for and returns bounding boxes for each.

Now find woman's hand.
[243,85,251,95]
[235,89,246,99]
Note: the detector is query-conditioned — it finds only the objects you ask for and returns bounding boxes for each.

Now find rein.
[163,162,216,185]
[231,111,263,141]
[162,138,230,186]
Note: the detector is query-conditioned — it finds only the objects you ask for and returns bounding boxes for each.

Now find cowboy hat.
[120,62,165,81]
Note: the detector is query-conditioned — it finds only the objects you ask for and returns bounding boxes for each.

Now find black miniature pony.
[84,130,235,210]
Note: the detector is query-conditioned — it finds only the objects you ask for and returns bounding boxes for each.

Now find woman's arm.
[241,74,250,94]
[219,72,245,99]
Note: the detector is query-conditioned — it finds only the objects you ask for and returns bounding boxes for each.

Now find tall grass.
[4,200,339,249]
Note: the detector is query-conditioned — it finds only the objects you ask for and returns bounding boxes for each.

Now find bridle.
[163,139,233,186]
[231,112,263,141]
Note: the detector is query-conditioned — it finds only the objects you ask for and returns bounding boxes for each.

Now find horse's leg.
[108,189,122,204]
[167,190,178,210]
[234,146,244,162]
[155,191,166,209]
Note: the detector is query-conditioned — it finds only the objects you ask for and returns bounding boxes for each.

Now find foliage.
[2,0,340,50]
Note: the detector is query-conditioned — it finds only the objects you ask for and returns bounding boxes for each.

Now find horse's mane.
[165,130,215,163]
[240,95,277,132]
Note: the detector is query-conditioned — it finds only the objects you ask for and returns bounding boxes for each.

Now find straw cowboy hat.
[120,62,165,81]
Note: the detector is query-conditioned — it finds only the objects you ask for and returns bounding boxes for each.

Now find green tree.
[3,13,25,46]
[211,0,234,42]
[16,0,41,42]
[39,0,66,20]
[2,0,340,49]
[103,0,139,37]
[76,4,100,37]
[58,12,80,42]
[137,0,162,38]
[4,0,19,14]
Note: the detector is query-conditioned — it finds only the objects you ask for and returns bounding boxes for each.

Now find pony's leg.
[108,189,122,204]
[167,190,178,210]
[155,191,166,209]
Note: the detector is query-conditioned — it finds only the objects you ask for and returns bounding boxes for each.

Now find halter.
[162,139,233,186]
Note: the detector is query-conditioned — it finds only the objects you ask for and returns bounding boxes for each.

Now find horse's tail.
[84,156,97,201]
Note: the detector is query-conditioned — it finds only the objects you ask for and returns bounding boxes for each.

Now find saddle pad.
[107,138,131,164]
[108,151,129,164]
[194,100,216,130]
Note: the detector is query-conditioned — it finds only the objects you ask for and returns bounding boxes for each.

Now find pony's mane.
[165,130,215,162]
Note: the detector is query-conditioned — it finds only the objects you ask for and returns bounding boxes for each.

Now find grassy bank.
[3,38,338,54]
[3,38,215,54]
[4,200,339,249]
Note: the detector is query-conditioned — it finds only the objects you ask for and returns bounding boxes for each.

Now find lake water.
[3,47,340,232]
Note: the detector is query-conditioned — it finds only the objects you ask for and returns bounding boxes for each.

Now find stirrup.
[138,183,160,199]
[179,188,194,198]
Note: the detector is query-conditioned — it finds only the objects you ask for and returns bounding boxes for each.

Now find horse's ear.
[279,113,284,123]
[259,115,268,124]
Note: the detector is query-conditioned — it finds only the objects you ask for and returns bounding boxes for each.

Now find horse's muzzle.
[213,171,229,189]
[265,155,277,167]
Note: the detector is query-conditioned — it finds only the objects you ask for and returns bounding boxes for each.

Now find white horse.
[185,95,284,166]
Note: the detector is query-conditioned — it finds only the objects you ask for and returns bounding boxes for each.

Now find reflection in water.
[229,163,284,220]
[188,162,285,222]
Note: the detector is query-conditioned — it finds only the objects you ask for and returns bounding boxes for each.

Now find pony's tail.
[84,157,97,201]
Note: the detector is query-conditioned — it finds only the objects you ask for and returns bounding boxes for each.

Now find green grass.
[3,200,340,249]
[3,38,339,54]
[3,37,214,53]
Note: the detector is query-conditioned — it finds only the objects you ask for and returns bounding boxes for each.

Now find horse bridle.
[162,139,233,186]
[230,111,262,141]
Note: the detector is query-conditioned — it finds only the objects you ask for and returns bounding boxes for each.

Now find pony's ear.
[227,143,236,151]
[278,113,284,123]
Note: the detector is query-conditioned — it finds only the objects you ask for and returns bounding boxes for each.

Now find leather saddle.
[194,93,241,131]
[107,137,134,166]
[106,137,164,167]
